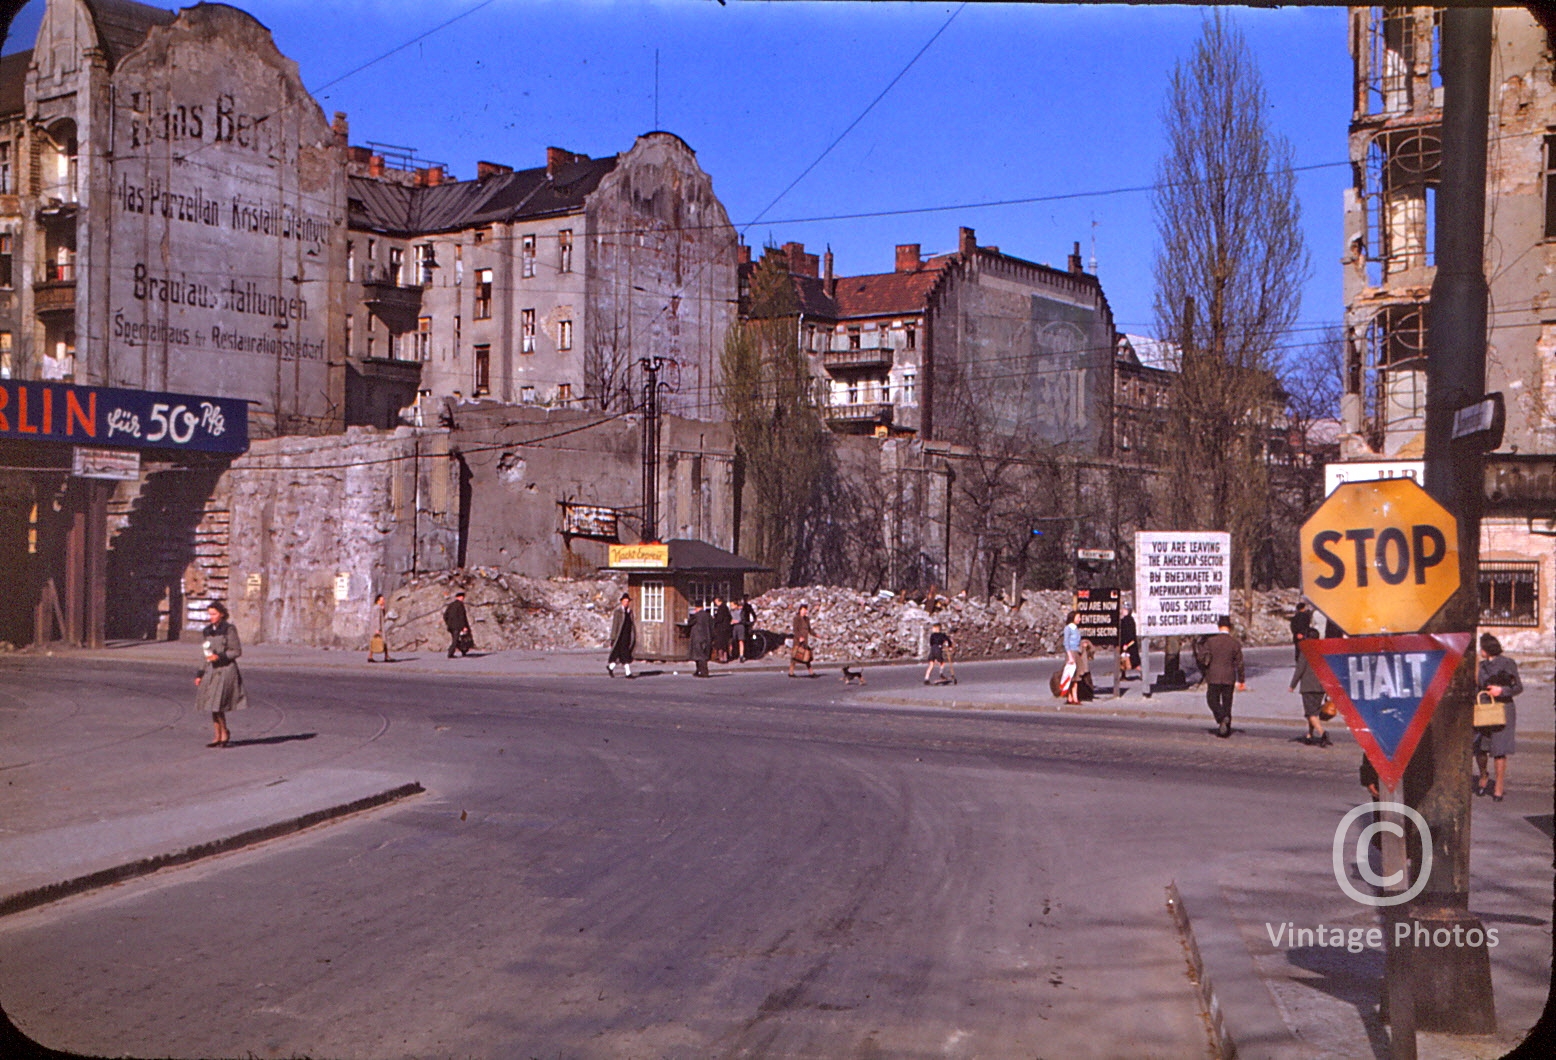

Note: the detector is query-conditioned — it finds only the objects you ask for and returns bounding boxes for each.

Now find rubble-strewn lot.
[382,571,1307,661]
[384,569,625,653]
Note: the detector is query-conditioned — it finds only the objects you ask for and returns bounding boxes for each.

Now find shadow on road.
[226,733,318,748]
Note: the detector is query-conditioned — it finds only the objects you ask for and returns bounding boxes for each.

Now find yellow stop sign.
[1300,478,1460,634]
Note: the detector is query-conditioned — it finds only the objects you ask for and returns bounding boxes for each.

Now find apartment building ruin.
[740,228,1120,455]
[342,130,737,427]
[1342,5,1556,650]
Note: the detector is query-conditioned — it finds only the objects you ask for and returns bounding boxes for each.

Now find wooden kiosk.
[606,540,768,662]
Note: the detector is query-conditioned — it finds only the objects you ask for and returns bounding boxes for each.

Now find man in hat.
[443,591,472,659]
[608,593,636,678]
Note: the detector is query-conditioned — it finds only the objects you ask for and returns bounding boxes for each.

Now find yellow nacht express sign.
[609,543,669,569]
[1300,478,1460,635]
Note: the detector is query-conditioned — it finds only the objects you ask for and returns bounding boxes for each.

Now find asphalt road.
[0,659,1495,1059]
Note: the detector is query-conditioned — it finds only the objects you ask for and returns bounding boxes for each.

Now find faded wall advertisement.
[106,6,343,434]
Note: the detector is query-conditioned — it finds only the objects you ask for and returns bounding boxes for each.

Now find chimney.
[1068,241,1084,274]
[895,244,921,272]
[426,165,444,187]
[331,111,349,148]
[547,147,584,176]
[476,160,513,180]
[737,244,751,265]
[958,226,977,257]
[368,154,384,179]
[781,242,819,277]
[823,247,835,298]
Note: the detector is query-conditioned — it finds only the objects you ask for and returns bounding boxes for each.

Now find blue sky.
[5,0,1352,357]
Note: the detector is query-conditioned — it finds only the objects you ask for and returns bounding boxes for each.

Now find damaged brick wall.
[450,402,738,578]
[223,427,458,645]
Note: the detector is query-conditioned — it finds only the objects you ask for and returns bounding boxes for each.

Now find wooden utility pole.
[1406,4,1496,1036]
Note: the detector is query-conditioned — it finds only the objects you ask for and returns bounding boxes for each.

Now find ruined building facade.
[2,0,347,436]
[1342,5,1556,650]
[740,228,1119,456]
[343,131,737,427]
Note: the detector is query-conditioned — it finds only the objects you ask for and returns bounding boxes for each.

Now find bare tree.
[1153,11,1309,609]
[721,251,835,584]
[1265,328,1345,583]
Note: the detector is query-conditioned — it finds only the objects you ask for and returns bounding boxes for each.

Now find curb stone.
[0,781,424,918]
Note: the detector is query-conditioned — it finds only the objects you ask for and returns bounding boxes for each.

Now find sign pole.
[1378,785,1417,1060]
[1409,4,1496,1034]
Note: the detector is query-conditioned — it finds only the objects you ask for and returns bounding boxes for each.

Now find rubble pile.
[381,572,1312,659]
[751,586,1076,662]
[385,569,623,653]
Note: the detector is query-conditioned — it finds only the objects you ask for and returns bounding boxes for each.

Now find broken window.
[848,327,861,351]
[522,234,536,278]
[1362,7,1421,116]
[416,316,432,361]
[559,229,573,273]
[345,313,353,356]
[475,269,493,319]
[474,344,491,395]
[1479,562,1539,627]
[558,383,573,402]
[905,323,917,350]
[0,332,11,378]
[346,240,355,282]
[0,234,11,288]
[416,243,436,286]
[903,372,916,405]
[1545,134,1556,241]
[520,385,536,404]
[521,309,536,352]
[389,247,404,285]
[558,319,573,351]
[0,142,13,195]
[1351,302,1429,450]
[1361,125,1440,283]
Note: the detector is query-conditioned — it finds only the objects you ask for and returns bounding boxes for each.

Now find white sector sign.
[1134,531,1232,636]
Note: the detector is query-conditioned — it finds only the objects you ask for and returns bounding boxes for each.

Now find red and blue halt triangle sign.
[1300,633,1473,790]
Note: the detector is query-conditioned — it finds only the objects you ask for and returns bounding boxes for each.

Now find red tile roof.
[830,257,951,318]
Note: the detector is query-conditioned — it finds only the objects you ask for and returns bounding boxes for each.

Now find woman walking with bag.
[1289,630,1331,746]
[195,602,248,747]
[1473,633,1521,802]
[788,603,815,678]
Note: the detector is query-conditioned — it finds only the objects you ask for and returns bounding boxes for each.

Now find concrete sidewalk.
[3,639,1550,1059]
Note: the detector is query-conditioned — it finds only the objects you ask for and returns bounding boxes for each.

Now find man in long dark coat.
[608,593,635,678]
[688,602,713,678]
[711,597,732,662]
[444,591,472,658]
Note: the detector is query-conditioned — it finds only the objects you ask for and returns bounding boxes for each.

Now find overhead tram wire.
[742,3,968,234]
[163,0,501,171]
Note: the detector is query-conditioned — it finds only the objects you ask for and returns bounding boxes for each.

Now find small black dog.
[840,666,866,685]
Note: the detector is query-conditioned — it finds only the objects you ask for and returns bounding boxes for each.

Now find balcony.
[825,401,894,428]
[362,279,423,333]
[822,344,893,372]
[33,276,76,316]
